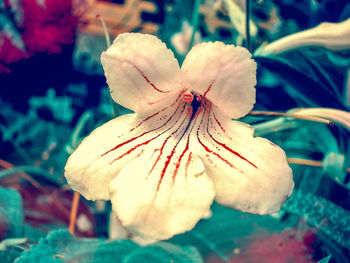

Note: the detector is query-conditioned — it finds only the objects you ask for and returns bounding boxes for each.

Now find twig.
[0,159,45,192]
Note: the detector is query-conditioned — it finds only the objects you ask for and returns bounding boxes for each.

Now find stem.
[288,158,322,167]
[71,111,93,149]
[288,158,350,172]
[188,0,201,52]
[69,191,80,235]
[245,0,251,52]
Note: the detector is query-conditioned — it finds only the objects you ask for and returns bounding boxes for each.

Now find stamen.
[183,93,194,102]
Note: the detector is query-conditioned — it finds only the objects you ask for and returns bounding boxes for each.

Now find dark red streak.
[111,133,163,163]
[172,131,190,180]
[213,111,226,133]
[133,65,168,93]
[207,110,257,168]
[196,109,235,168]
[108,104,188,164]
[184,152,192,177]
[148,136,170,175]
[101,102,185,157]
[197,134,234,168]
[203,79,215,98]
[172,108,200,180]
[157,106,200,190]
[148,110,190,175]
[131,93,182,132]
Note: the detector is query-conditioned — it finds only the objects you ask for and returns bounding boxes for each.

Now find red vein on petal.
[157,104,200,190]
[197,136,234,168]
[213,111,226,133]
[185,152,192,178]
[148,108,190,176]
[109,104,188,164]
[173,132,190,180]
[133,65,169,93]
[148,136,171,175]
[131,93,182,132]
[203,79,215,98]
[207,110,257,168]
[157,120,191,190]
[196,109,235,168]
[172,108,200,180]
[102,101,184,157]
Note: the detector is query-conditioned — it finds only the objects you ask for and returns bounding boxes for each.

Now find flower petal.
[181,42,257,118]
[64,114,138,200]
[109,153,214,240]
[65,92,184,200]
[101,33,181,114]
[65,93,216,240]
[193,108,294,214]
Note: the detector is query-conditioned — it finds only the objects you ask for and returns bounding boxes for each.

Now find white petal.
[64,114,138,200]
[109,153,214,241]
[192,109,294,214]
[64,92,183,200]
[181,42,257,118]
[101,33,181,114]
[65,95,215,240]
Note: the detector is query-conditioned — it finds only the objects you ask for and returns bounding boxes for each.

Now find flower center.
[181,91,209,121]
[190,93,202,119]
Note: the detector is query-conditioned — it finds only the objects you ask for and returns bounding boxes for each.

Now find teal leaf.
[0,187,24,238]
[15,229,204,263]
[317,255,332,263]
[281,190,350,249]
[122,242,203,263]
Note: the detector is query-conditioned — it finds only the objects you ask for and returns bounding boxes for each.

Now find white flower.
[255,19,350,56]
[64,33,294,241]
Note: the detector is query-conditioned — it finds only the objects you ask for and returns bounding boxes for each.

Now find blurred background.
[0,0,350,262]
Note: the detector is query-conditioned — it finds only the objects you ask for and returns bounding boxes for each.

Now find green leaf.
[317,255,332,263]
[0,187,24,238]
[15,229,204,263]
[281,190,350,249]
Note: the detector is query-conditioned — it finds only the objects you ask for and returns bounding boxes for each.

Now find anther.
[183,93,194,102]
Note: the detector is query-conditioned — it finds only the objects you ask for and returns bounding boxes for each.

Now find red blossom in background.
[0,0,81,73]
[21,0,79,53]
[206,228,316,263]
[0,35,27,64]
